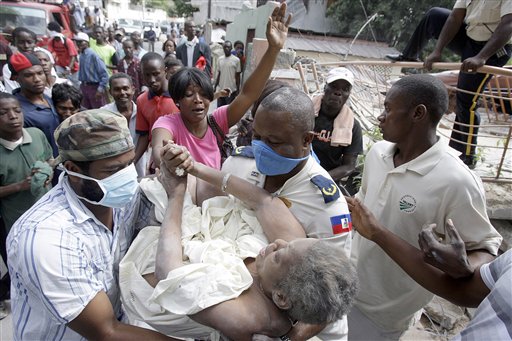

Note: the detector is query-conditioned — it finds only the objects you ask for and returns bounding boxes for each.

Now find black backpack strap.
[207,114,224,149]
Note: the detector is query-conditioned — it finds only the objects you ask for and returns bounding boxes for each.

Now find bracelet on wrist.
[221,173,231,193]
[280,334,291,341]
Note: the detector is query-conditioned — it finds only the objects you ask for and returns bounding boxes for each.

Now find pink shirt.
[153,105,229,169]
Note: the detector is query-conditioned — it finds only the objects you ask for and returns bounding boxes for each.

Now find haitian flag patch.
[330,214,352,234]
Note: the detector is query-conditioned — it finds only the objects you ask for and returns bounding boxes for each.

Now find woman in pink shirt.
[151,3,291,169]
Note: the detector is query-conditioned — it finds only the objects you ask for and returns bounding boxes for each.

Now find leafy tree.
[168,0,198,18]
[327,0,454,51]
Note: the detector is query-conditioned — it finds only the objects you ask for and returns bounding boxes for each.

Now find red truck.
[0,0,74,46]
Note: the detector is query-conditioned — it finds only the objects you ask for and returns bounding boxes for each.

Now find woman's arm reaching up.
[154,147,188,281]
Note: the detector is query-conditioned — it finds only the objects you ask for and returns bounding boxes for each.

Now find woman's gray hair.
[276,240,359,324]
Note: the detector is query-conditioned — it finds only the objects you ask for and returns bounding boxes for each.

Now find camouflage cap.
[54,109,134,164]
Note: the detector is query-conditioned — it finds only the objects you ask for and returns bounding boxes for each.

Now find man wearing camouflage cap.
[7,110,178,340]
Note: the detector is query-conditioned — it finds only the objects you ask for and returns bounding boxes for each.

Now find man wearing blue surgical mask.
[7,109,179,341]
[221,87,353,341]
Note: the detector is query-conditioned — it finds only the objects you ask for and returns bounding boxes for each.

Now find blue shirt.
[78,47,109,91]
[13,89,59,157]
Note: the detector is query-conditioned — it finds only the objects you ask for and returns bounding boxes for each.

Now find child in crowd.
[52,83,83,121]
[164,56,183,80]
[0,92,53,231]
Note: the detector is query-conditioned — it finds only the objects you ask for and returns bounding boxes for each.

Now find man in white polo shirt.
[347,74,502,340]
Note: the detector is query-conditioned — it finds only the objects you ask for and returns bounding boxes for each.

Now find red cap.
[7,52,42,80]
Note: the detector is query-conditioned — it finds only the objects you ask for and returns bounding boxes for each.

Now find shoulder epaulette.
[310,175,340,203]
[231,146,254,158]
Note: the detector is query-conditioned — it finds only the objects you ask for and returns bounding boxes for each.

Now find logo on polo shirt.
[399,195,416,213]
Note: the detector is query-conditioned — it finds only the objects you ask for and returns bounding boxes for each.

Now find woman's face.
[256,238,317,296]
[34,51,52,74]
[164,41,175,54]
[178,83,211,125]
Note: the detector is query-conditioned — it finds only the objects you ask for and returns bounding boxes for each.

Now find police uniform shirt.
[222,151,352,257]
[454,0,512,42]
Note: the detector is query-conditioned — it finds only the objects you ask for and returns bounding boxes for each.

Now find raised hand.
[266,2,292,49]
[418,219,474,278]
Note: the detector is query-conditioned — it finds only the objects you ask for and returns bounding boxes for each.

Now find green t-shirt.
[90,39,117,76]
[0,128,53,230]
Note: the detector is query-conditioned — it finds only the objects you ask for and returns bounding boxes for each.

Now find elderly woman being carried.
[119,141,359,341]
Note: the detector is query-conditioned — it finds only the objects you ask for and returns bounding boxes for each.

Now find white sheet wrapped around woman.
[119,177,269,339]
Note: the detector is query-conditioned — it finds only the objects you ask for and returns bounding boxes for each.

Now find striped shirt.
[78,48,109,92]
[7,174,144,340]
[453,249,512,340]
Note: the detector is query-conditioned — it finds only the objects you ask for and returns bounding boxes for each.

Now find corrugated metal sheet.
[284,35,399,59]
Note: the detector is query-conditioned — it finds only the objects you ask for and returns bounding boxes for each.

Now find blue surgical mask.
[60,163,139,208]
[252,140,309,176]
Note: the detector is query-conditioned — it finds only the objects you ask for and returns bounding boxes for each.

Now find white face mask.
[60,163,138,208]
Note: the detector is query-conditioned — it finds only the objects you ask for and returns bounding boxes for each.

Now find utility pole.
[207,0,211,19]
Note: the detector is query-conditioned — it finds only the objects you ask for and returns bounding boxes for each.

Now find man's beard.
[80,178,104,202]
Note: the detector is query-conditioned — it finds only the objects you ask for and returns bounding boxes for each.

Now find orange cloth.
[312,94,354,147]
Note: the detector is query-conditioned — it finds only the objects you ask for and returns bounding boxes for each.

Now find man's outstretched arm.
[346,197,490,308]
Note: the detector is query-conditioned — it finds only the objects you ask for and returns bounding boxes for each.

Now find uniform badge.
[232,146,254,158]
[330,214,352,234]
[310,175,340,203]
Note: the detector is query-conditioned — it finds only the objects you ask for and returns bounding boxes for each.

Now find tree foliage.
[327,0,454,50]
[168,0,198,18]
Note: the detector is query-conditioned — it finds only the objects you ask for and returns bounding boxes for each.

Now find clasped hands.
[157,140,195,195]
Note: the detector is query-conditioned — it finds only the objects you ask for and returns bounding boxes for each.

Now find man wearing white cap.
[311,67,363,192]
[73,32,109,109]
